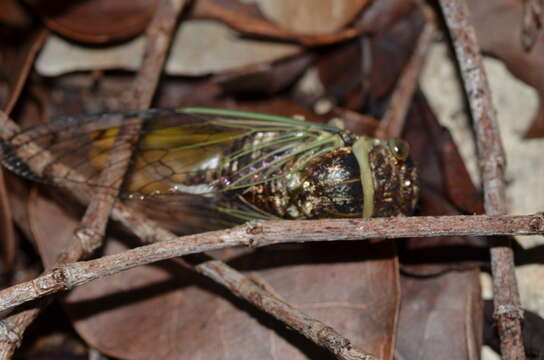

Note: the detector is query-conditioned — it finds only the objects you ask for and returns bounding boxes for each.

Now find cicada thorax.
[293,148,365,218]
[232,146,365,219]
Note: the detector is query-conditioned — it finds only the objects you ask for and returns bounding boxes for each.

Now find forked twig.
[438,0,526,359]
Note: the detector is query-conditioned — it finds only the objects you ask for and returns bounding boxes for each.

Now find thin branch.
[0,0,186,358]
[375,4,435,139]
[438,1,526,359]
[0,213,542,313]
[129,0,187,110]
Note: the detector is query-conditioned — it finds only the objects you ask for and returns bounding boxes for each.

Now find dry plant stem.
[439,0,526,359]
[375,5,434,139]
[1,213,543,314]
[0,1,185,358]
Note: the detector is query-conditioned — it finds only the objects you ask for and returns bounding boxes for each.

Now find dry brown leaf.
[469,0,544,138]
[254,0,370,35]
[400,93,489,276]
[353,0,417,35]
[190,0,416,46]
[316,2,423,111]
[25,0,158,43]
[0,0,33,27]
[27,188,401,359]
[35,20,301,77]
[416,93,484,215]
[191,0,366,46]
[214,54,314,96]
[396,270,483,360]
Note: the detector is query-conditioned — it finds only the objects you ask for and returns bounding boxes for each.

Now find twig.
[438,1,526,359]
[375,4,435,139]
[0,1,186,358]
[0,213,543,313]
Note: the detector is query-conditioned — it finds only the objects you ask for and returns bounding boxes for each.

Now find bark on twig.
[0,1,186,358]
[375,4,435,139]
[1,213,543,313]
[438,1,526,359]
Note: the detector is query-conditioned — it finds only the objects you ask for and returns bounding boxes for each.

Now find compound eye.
[387,138,410,161]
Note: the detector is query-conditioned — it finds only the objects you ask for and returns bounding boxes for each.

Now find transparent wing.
[1,107,344,225]
[3,109,241,192]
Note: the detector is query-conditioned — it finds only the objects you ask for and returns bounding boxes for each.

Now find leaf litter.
[0,0,544,359]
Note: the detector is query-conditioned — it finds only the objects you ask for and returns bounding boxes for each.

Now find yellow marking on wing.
[88,126,244,196]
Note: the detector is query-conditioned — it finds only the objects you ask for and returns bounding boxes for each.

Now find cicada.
[1,107,419,232]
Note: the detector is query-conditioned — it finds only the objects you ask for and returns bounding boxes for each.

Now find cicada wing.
[125,193,280,234]
[1,107,344,228]
[1,109,249,196]
[125,193,225,234]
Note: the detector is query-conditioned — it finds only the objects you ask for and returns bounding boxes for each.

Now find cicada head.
[300,136,419,219]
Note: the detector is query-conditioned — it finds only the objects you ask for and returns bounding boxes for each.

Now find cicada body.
[1,107,419,232]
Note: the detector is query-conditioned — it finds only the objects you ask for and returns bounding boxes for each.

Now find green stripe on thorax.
[352,136,381,218]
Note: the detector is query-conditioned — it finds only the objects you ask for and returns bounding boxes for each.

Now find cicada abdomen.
[0,107,419,232]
